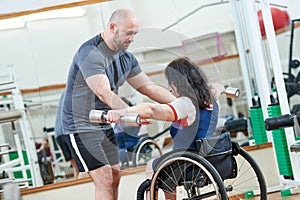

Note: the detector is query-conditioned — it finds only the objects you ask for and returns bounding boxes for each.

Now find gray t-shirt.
[54,90,65,137]
[62,34,142,134]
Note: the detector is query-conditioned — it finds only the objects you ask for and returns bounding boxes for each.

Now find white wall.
[0,0,235,89]
[0,5,104,88]
[0,0,299,90]
[0,0,81,15]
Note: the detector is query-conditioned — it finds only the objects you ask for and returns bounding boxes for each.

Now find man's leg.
[70,159,79,179]
[89,165,116,200]
[78,171,90,179]
[111,164,121,200]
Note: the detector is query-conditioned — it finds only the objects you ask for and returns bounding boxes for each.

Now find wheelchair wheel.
[150,150,228,200]
[224,142,267,199]
[132,138,163,167]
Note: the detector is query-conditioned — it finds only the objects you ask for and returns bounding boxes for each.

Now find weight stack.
[267,104,293,177]
[249,107,268,144]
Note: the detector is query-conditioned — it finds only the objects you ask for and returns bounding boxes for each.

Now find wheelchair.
[136,123,267,200]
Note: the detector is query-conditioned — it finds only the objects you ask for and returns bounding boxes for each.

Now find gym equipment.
[270,19,300,107]
[89,110,165,167]
[232,0,300,193]
[265,113,299,132]
[249,95,268,145]
[223,117,250,146]
[224,86,240,99]
[258,7,290,37]
[3,182,21,200]
[0,66,43,189]
[89,110,140,127]
[265,111,300,152]
[265,111,300,195]
[136,132,267,200]
[283,19,300,103]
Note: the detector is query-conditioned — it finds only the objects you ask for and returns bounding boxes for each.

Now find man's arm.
[127,72,176,103]
[86,74,129,109]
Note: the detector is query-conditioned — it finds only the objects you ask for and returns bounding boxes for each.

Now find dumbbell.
[89,110,140,127]
[224,87,240,98]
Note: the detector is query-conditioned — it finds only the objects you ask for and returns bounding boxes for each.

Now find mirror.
[0,0,251,189]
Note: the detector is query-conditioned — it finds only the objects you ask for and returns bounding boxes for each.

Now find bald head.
[108,9,136,26]
[104,9,139,51]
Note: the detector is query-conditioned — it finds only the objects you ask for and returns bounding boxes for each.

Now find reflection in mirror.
[0,0,185,189]
[0,0,257,191]
[0,3,108,188]
[0,0,248,191]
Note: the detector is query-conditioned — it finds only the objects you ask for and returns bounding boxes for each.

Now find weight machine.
[0,65,43,190]
[231,0,300,195]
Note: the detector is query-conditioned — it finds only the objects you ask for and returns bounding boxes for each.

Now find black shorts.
[56,135,72,161]
[63,128,119,172]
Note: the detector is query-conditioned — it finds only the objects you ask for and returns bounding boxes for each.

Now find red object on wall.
[257,7,290,37]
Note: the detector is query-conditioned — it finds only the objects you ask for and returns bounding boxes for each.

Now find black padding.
[265,114,294,131]
[224,118,248,132]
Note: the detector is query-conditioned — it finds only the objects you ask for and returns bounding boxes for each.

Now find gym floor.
[262,192,300,200]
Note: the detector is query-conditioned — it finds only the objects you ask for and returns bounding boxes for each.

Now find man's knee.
[112,165,121,186]
[90,165,114,187]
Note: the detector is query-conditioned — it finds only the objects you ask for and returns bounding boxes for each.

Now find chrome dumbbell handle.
[89,110,140,126]
[224,87,240,98]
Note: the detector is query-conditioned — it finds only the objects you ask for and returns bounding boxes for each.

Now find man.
[62,9,175,200]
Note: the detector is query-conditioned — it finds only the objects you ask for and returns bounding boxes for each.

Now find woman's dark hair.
[164,57,214,108]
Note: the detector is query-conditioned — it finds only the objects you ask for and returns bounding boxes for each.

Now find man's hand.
[106,109,127,123]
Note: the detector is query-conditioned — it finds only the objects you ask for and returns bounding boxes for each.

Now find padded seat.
[290,142,300,153]
[0,110,22,124]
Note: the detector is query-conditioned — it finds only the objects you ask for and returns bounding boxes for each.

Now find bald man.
[61,9,175,200]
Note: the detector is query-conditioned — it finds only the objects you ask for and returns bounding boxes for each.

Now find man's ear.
[109,23,117,33]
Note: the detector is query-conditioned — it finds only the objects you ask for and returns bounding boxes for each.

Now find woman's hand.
[210,83,225,98]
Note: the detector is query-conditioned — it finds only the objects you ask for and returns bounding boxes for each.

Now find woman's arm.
[106,97,196,125]
[210,83,225,98]
[106,102,175,123]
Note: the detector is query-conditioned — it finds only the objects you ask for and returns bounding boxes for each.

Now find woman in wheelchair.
[107,57,266,200]
[107,57,224,149]
[107,57,225,198]
[107,56,223,141]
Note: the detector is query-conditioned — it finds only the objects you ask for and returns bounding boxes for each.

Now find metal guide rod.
[240,0,271,126]
[230,0,254,107]
[162,0,229,31]
[162,0,286,32]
